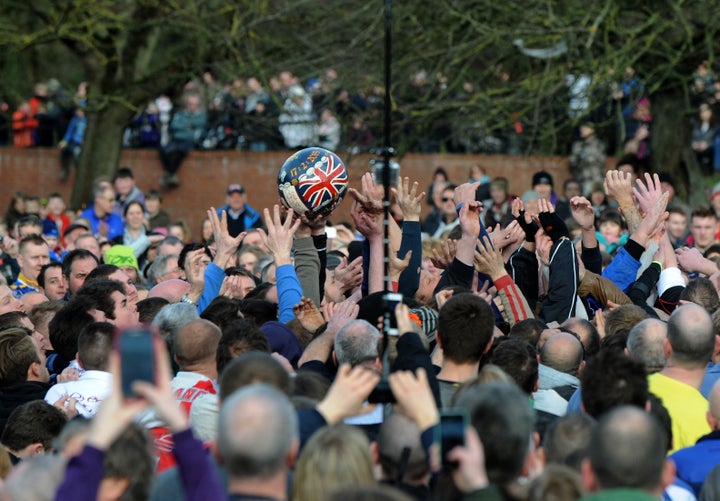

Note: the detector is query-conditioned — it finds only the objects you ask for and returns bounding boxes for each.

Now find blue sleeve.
[276,263,303,323]
[566,387,583,414]
[172,428,226,501]
[297,408,328,449]
[197,262,225,313]
[601,247,641,292]
[397,221,422,297]
[108,216,125,241]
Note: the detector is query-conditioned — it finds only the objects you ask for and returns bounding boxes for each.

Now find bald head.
[626,319,667,373]
[174,319,221,374]
[667,303,715,369]
[540,332,584,375]
[378,412,429,482]
[147,279,190,303]
[589,406,667,491]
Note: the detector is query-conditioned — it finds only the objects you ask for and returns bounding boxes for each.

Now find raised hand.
[389,248,412,283]
[293,296,326,332]
[431,239,457,270]
[633,172,664,214]
[332,256,363,292]
[316,364,381,424]
[391,176,424,222]
[604,169,634,205]
[208,207,246,269]
[258,205,301,266]
[570,196,596,231]
[474,236,507,280]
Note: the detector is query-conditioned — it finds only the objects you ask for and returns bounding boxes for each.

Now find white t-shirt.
[44,370,112,417]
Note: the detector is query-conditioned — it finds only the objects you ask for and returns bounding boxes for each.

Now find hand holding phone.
[436,408,469,470]
[116,327,157,399]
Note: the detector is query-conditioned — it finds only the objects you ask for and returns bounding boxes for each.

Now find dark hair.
[509,318,547,347]
[489,337,538,395]
[0,328,38,386]
[49,299,96,363]
[219,352,291,402]
[114,166,134,180]
[38,262,62,290]
[85,264,120,285]
[61,249,99,278]
[217,318,271,376]
[580,350,648,419]
[123,200,145,218]
[692,205,717,221]
[75,280,125,321]
[200,296,244,332]
[0,311,29,332]
[437,293,494,363]
[292,371,331,401]
[455,382,534,486]
[238,298,278,326]
[1,401,67,452]
[137,297,169,323]
[18,234,47,254]
[78,322,115,371]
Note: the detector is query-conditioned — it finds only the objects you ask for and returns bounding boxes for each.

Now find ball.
[278,147,348,219]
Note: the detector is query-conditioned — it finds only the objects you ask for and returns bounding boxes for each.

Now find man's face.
[159,257,184,282]
[21,316,49,355]
[17,242,50,281]
[667,213,688,240]
[96,189,115,216]
[31,337,50,383]
[243,232,269,252]
[0,285,23,314]
[47,197,64,216]
[237,276,256,299]
[145,197,160,215]
[107,291,138,329]
[439,189,456,217]
[534,183,552,201]
[109,269,139,307]
[564,182,581,200]
[64,228,85,250]
[76,236,101,258]
[691,216,717,249]
[66,257,98,295]
[239,252,258,273]
[114,177,134,197]
[227,192,246,212]
[41,266,66,300]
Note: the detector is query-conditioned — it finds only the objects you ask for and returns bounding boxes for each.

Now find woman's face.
[490,185,507,205]
[202,219,213,241]
[125,204,145,230]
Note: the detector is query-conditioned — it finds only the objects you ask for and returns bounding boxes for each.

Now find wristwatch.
[181,293,196,306]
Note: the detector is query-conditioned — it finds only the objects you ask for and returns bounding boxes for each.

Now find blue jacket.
[670,430,720,496]
[215,204,262,236]
[602,245,641,292]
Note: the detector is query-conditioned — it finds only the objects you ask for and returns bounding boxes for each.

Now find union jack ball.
[278,147,348,219]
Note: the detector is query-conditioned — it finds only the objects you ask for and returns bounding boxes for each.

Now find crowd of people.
[2,145,720,500]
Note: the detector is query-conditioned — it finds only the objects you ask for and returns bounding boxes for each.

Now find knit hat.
[532,171,554,188]
[104,245,139,271]
[260,321,303,368]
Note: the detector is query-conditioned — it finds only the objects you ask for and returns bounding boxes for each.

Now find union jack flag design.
[295,154,348,211]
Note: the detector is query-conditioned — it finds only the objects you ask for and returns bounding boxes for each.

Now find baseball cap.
[63,222,90,238]
[227,184,245,195]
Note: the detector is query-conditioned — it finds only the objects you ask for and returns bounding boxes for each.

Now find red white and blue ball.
[278,147,348,219]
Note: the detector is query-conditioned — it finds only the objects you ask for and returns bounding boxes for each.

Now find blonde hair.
[292,425,375,501]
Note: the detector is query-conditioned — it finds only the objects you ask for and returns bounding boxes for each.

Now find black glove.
[516,211,539,243]
[538,211,570,242]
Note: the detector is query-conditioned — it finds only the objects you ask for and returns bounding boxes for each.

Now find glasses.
[441,197,453,203]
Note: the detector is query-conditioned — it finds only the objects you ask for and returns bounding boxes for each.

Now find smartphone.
[382,292,403,336]
[435,408,468,469]
[116,327,156,399]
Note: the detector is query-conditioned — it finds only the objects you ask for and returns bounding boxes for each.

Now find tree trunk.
[651,91,705,205]
[71,102,134,209]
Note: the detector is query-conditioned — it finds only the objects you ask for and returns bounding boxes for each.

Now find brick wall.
[0,147,608,239]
